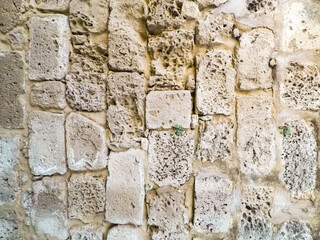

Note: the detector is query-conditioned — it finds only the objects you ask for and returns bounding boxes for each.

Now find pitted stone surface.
[8,27,26,50]
[0,0,22,33]
[29,15,70,80]
[68,173,106,223]
[28,111,66,176]
[280,119,317,199]
[0,51,25,129]
[107,72,146,150]
[236,28,275,90]
[196,49,235,116]
[274,220,313,240]
[280,62,320,111]
[108,225,143,240]
[146,91,192,130]
[105,149,146,225]
[70,224,105,240]
[152,229,189,240]
[194,170,233,233]
[237,96,276,176]
[31,81,66,110]
[148,131,194,187]
[197,0,229,9]
[66,113,108,171]
[246,0,278,14]
[30,0,69,11]
[238,217,273,240]
[0,211,22,240]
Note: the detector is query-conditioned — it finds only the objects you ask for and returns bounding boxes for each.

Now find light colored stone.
[182,1,200,19]
[30,0,69,11]
[274,220,313,240]
[8,27,26,50]
[66,113,108,171]
[0,0,22,33]
[148,131,194,187]
[152,229,189,240]
[246,0,278,14]
[238,217,273,240]
[196,49,235,115]
[29,15,70,80]
[0,211,22,240]
[108,225,143,240]
[31,81,66,110]
[146,91,192,130]
[236,28,275,90]
[70,224,105,240]
[105,149,146,225]
[28,111,66,176]
[191,114,199,129]
[197,0,229,9]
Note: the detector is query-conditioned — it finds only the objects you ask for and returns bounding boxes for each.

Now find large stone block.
[108,225,143,240]
[29,15,70,80]
[70,224,105,240]
[28,111,66,176]
[197,0,229,9]
[0,0,22,33]
[274,220,313,240]
[105,149,146,225]
[30,0,69,11]
[0,211,22,240]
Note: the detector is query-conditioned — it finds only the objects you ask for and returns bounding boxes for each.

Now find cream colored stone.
[274,220,313,240]
[30,0,69,11]
[182,1,200,19]
[70,224,105,240]
[197,0,229,9]
[107,225,143,240]
[8,27,26,50]
[246,0,277,14]
[0,211,22,239]
[191,114,199,129]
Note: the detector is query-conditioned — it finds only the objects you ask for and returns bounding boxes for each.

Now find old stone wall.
[1,0,320,239]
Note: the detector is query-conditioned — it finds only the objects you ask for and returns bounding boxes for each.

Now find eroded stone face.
[30,0,69,11]
[246,0,278,14]
[197,0,229,9]
[0,211,22,240]
[274,220,313,240]
[238,217,273,240]
[107,225,143,240]
[0,0,22,33]
[8,27,26,50]
[70,224,105,240]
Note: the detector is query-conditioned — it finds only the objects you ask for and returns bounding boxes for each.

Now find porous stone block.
[0,211,22,240]
[236,28,275,90]
[66,73,106,112]
[148,131,194,187]
[146,91,192,130]
[238,217,273,240]
[107,72,146,149]
[274,220,313,240]
[237,96,276,176]
[0,0,22,33]
[0,52,25,129]
[197,0,229,9]
[29,15,70,80]
[105,149,146,225]
[152,229,189,240]
[280,119,317,199]
[31,81,66,110]
[30,0,69,11]
[70,224,105,240]
[182,1,200,19]
[194,170,233,233]
[196,49,235,115]
[108,225,143,240]
[66,113,108,171]
[28,111,66,176]
[68,173,106,223]
[246,0,278,14]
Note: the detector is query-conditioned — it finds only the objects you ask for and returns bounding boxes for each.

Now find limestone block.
[236,28,275,90]
[70,224,105,240]
[194,170,233,233]
[152,229,189,240]
[68,173,106,222]
[197,0,229,9]
[0,136,20,206]
[30,0,69,11]
[146,91,192,130]
[0,52,25,129]
[31,81,66,110]
[107,72,146,149]
[105,149,146,225]
[108,225,143,240]
[28,111,66,176]
[280,119,317,199]
[246,0,277,14]
[197,11,234,45]
[29,15,70,80]
[66,113,108,171]
[238,217,273,240]
[237,96,276,176]
[148,131,194,187]
[182,1,200,19]
[0,211,22,240]
[66,72,106,112]
[8,27,26,50]
[0,0,22,33]
[196,49,235,115]
[274,220,313,240]
[70,0,108,33]
[279,62,320,111]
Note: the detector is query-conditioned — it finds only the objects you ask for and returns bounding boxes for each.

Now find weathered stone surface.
[105,149,146,225]
[279,62,320,111]
[148,131,194,187]
[280,119,317,199]
[194,170,233,233]
[274,220,313,240]
[28,111,66,176]
[238,217,273,240]
[246,0,278,14]
[66,113,108,171]
[152,229,189,240]
[29,15,70,80]
[70,0,108,33]
[107,72,146,150]
[0,52,24,129]
[30,0,69,11]
[8,27,26,50]
[68,173,106,223]
[108,225,143,240]
[31,81,66,110]
[196,49,235,115]
[236,28,275,90]
[66,72,106,112]
[146,91,192,130]
[0,211,22,240]
[182,1,200,19]
[70,224,105,240]
[0,0,22,33]
[237,96,276,176]
[197,0,229,9]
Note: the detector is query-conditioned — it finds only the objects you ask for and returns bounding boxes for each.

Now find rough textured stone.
[237,96,276,176]
[196,49,235,115]
[0,0,22,33]
[146,91,192,130]
[236,28,275,90]
[194,170,233,233]
[280,119,317,199]
[30,0,69,11]
[0,52,25,129]
[68,173,106,223]
[274,220,313,240]
[70,224,105,240]
[107,72,146,150]
[29,15,70,80]
[66,113,108,171]
[0,211,22,240]
[108,225,143,240]
[66,72,106,112]
[148,131,194,187]
[28,111,66,176]
[238,217,273,240]
[31,81,66,110]
[246,0,277,14]
[197,0,229,9]
[152,229,189,240]
[105,149,146,225]
[8,27,26,50]
[182,1,200,19]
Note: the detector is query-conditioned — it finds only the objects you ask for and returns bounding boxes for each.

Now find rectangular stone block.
[108,225,143,240]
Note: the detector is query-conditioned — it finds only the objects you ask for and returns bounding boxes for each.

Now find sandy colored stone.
[107,225,143,240]
[246,0,278,14]
[238,217,273,240]
[274,220,313,240]
[30,0,69,11]
[197,0,229,9]
[0,0,22,33]
[0,211,22,240]
[182,1,200,19]
[8,27,26,50]
[70,224,105,240]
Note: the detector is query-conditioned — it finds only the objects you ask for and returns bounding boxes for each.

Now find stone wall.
[1,0,320,239]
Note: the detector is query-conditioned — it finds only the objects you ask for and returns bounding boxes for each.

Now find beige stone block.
[70,224,105,240]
